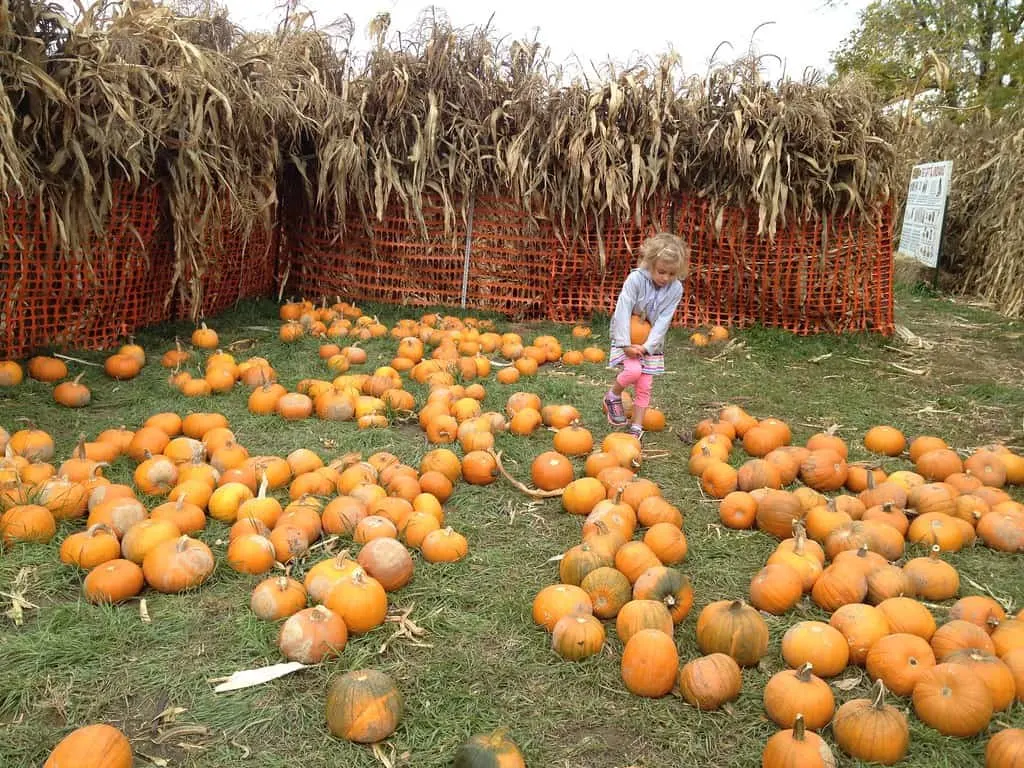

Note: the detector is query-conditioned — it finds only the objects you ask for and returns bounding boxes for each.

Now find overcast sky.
[56,1,871,81]
[217,0,870,80]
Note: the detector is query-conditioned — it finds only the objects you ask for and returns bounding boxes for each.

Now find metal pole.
[460,194,475,309]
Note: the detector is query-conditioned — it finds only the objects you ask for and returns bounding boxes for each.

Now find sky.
[218,0,872,81]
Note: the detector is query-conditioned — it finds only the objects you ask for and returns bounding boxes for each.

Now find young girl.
[604,232,689,439]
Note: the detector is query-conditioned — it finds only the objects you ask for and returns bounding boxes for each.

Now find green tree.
[831,1,1024,112]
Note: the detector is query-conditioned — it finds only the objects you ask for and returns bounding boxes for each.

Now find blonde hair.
[639,232,690,276]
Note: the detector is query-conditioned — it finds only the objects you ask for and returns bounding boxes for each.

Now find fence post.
[460,194,475,309]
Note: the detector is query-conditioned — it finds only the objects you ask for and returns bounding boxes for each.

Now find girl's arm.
[642,281,683,354]
[610,272,642,348]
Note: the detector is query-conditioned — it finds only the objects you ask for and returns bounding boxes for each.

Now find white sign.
[897,160,953,268]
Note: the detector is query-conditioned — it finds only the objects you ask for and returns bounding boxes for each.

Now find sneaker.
[627,424,645,441]
[604,391,627,425]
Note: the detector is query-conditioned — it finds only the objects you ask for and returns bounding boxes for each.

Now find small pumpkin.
[581,566,633,619]
[53,373,92,408]
[356,537,414,592]
[82,558,145,604]
[829,603,890,665]
[141,535,215,593]
[250,576,308,621]
[279,604,348,663]
[532,584,593,632]
[761,714,836,768]
[615,599,674,644]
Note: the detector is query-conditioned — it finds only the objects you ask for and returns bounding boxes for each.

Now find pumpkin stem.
[334,549,351,565]
[71,373,86,386]
[857,543,870,558]
[872,679,888,709]
[796,662,814,682]
[792,713,807,742]
[175,495,185,511]
[493,450,564,499]
[175,535,191,552]
[258,472,269,499]
[729,599,746,611]
[865,471,877,491]
[75,434,87,460]
[276,576,290,591]
[929,544,942,559]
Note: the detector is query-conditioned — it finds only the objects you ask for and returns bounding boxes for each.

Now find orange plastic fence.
[0,182,277,358]
[295,195,895,335]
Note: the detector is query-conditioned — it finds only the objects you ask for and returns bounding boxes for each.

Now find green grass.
[1,288,1023,767]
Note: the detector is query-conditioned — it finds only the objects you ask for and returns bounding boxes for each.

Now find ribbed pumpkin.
[763,663,835,730]
[913,662,993,737]
[831,681,909,765]
[60,524,122,569]
[695,600,768,667]
[946,649,1016,711]
[278,605,348,663]
[620,629,678,698]
[579,566,632,620]
[950,595,1007,633]
[1,503,57,546]
[829,603,890,665]
[532,584,593,631]
[749,563,803,615]
[357,537,414,592]
[904,545,960,601]
[326,669,403,743]
[678,652,743,711]
[755,490,804,538]
[120,518,181,565]
[987,728,1024,768]
[43,723,132,768]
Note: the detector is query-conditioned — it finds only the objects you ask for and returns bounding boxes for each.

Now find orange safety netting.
[0,182,175,360]
[295,195,895,335]
[0,183,279,359]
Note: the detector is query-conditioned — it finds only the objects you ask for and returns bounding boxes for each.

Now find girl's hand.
[625,345,645,358]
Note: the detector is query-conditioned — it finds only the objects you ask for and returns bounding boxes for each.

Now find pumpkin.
[461,450,498,486]
[907,512,968,552]
[53,374,92,408]
[761,714,836,768]
[700,461,737,498]
[613,540,660,583]
[356,537,413,592]
[865,632,936,697]
[8,426,55,461]
[620,628,678,698]
[877,596,936,640]
[1,503,57,545]
[120,518,181,565]
[696,600,768,667]
[60,524,122,569]
[0,360,23,386]
[810,562,867,613]
[631,566,693,623]
[916,448,964,481]
[82,558,145,604]
[763,663,835,730]
[749,563,803,615]
[832,681,909,765]
[737,458,783,491]
[866,562,914,605]
[755,490,804,539]
[992,619,1024,657]
[43,723,132,768]
[279,604,348,663]
[531,451,574,491]
[950,595,1007,633]
[326,669,403,744]
[191,322,219,349]
[421,527,468,563]
[551,613,605,661]
[864,426,906,456]
[580,566,633,619]
[912,662,994,737]
[782,621,850,678]
[800,448,848,491]
[454,729,527,768]
[251,576,307,621]
[719,491,758,529]
[977,510,1024,552]
[987,729,1024,768]
[532,584,593,632]
[904,545,960,601]
[965,449,1008,488]
[679,653,743,711]
[27,355,68,382]
[946,649,1016,711]
[827,603,890,666]
[643,523,688,565]
[614,600,672,644]
[931,618,996,660]
[142,535,215,593]
[324,568,388,633]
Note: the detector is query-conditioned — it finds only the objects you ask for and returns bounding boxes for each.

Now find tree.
[831,1,1024,112]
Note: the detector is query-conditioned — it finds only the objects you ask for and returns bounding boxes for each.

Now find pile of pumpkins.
[682,404,1024,765]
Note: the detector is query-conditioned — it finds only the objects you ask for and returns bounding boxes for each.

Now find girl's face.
[650,260,680,288]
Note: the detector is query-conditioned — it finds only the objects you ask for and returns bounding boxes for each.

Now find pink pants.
[617,358,653,408]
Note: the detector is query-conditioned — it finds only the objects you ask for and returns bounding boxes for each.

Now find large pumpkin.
[865,632,936,697]
[454,728,527,768]
[620,629,678,697]
[44,723,132,768]
[695,600,768,667]
[678,653,742,711]
[987,729,1024,768]
[326,669,403,743]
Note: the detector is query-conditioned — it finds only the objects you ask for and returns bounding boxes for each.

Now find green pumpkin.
[454,729,526,768]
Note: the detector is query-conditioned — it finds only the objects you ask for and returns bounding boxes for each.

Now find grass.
[1,285,1023,767]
